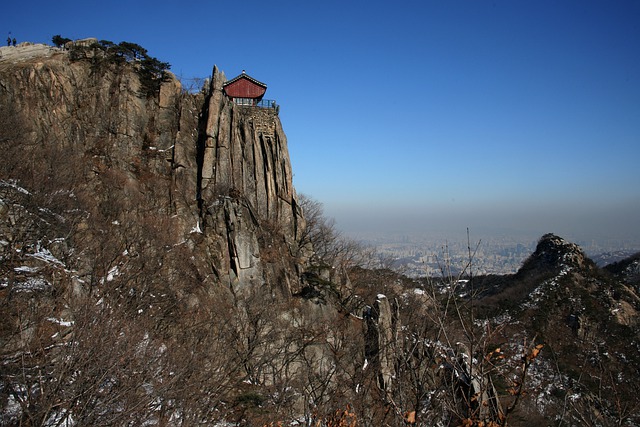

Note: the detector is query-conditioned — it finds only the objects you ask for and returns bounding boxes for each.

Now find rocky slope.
[470,234,640,425]
[0,42,324,426]
[604,251,640,291]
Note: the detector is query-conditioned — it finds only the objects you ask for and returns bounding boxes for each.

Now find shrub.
[67,39,171,97]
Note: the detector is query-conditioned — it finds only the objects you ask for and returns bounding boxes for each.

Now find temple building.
[222,70,268,106]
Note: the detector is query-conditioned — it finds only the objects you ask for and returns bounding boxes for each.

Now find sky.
[3,1,639,245]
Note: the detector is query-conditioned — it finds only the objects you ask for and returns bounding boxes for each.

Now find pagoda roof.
[223,71,267,89]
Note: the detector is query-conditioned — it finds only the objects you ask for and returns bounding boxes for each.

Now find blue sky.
[3,1,639,244]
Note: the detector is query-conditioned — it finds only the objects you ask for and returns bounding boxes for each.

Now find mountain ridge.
[471,233,640,425]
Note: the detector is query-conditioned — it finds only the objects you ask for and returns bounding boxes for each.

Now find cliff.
[0,42,330,425]
[0,43,305,298]
[197,67,305,293]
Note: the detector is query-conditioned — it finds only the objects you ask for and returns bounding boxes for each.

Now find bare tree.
[298,194,372,270]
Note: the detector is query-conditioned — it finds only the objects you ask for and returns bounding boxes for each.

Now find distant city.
[346,231,640,278]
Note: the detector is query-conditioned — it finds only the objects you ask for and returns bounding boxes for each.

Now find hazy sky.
[3,1,639,244]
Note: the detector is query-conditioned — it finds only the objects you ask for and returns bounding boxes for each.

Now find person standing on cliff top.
[12,38,16,46]
[6,37,10,46]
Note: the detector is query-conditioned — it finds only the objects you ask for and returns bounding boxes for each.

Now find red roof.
[223,71,267,99]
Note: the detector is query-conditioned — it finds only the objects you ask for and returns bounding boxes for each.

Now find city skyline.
[348,229,639,278]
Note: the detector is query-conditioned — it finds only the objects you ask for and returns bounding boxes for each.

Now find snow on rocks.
[47,317,74,327]
[12,277,52,292]
[27,244,65,267]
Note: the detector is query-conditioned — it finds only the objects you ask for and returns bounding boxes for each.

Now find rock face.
[364,294,399,391]
[0,45,305,297]
[0,43,59,63]
[0,45,324,425]
[197,67,304,293]
[199,68,298,225]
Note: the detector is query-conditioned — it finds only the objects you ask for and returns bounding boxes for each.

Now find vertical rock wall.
[198,67,302,240]
[196,66,305,294]
[364,294,400,391]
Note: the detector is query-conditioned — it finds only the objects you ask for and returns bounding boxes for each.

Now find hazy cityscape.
[347,231,640,278]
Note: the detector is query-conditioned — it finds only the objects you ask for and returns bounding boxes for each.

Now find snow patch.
[190,221,203,234]
[28,243,64,266]
[14,265,40,273]
[3,393,21,420]
[0,179,30,194]
[106,266,119,282]
[44,409,75,427]
[47,317,74,327]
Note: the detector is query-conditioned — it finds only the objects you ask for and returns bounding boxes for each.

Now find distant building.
[223,70,267,106]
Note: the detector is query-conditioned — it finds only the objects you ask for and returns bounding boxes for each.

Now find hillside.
[0,40,326,426]
[468,234,640,425]
[1,41,639,427]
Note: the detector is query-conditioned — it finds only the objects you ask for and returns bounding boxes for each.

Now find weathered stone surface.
[0,47,305,297]
[364,294,399,391]
[0,44,59,63]
[198,68,301,238]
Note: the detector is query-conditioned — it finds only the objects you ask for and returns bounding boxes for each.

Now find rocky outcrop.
[196,67,305,293]
[0,43,59,63]
[364,294,399,391]
[199,67,299,224]
[0,44,305,297]
[521,233,596,274]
